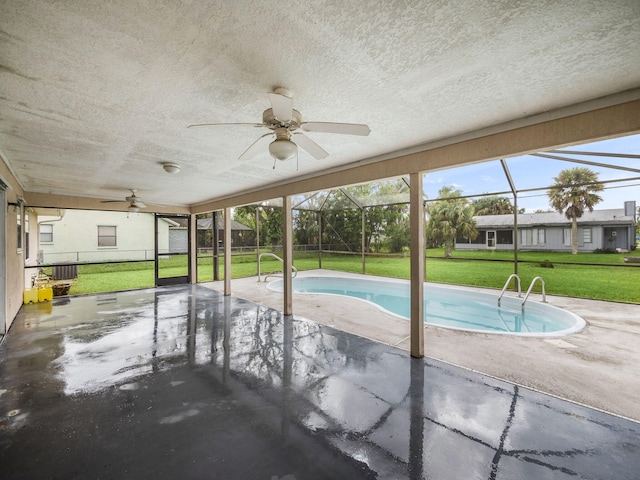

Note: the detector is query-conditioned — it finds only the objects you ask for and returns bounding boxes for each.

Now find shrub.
[593,248,617,254]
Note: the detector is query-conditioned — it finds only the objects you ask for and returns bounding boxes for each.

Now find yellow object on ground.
[38,286,53,302]
[23,289,39,304]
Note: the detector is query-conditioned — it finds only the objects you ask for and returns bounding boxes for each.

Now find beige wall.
[0,156,27,333]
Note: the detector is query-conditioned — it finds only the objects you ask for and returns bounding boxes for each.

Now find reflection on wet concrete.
[1,285,639,479]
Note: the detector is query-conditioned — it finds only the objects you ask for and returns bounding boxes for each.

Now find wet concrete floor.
[1,285,639,479]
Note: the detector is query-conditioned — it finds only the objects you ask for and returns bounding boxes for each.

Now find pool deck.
[203,269,640,421]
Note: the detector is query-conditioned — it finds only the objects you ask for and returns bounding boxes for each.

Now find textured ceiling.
[1,0,639,208]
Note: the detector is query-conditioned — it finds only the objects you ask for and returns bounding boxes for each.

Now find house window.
[522,228,545,246]
[40,224,54,243]
[456,231,487,244]
[497,230,513,244]
[98,225,117,247]
[471,231,486,244]
[582,228,592,244]
[563,228,571,246]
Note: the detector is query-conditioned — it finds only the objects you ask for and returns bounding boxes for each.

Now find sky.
[422,133,640,213]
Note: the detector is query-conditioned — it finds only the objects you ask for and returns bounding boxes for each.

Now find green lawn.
[63,249,640,303]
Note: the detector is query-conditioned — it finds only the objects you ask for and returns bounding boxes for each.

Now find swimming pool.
[268,276,585,336]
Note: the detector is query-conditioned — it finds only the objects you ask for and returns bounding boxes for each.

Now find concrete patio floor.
[203,269,640,421]
[1,284,639,479]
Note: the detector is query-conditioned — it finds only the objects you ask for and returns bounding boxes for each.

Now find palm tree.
[426,186,478,258]
[548,167,604,254]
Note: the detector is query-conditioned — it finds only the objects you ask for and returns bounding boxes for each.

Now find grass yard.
[64,248,640,303]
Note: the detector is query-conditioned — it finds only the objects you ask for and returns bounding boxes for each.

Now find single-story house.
[37,210,170,263]
[455,201,637,252]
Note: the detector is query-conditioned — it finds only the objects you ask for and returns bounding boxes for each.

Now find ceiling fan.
[101,190,147,213]
[188,88,371,164]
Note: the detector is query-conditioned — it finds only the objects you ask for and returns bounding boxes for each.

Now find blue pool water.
[268,276,585,336]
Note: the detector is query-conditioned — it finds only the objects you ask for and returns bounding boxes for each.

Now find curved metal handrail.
[522,276,546,309]
[258,252,297,282]
[497,274,521,307]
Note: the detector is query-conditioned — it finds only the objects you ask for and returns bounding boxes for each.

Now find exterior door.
[155,214,191,286]
[487,230,496,249]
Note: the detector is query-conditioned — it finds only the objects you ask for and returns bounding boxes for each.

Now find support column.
[283,197,293,315]
[189,213,197,284]
[212,211,219,281]
[255,206,260,269]
[409,172,425,358]
[318,211,322,269]
[361,208,366,274]
[224,207,231,296]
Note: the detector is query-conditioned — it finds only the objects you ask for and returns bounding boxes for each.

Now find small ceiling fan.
[101,190,147,212]
[188,87,371,163]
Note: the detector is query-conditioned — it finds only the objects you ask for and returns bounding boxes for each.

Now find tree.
[293,209,319,246]
[547,167,604,254]
[426,186,478,258]
[471,195,518,215]
[318,180,410,253]
[234,205,283,249]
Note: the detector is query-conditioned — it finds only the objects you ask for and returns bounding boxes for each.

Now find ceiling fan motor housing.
[263,108,302,131]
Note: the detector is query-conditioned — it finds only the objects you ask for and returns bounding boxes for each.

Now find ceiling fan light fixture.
[128,205,140,213]
[162,162,181,174]
[269,138,297,161]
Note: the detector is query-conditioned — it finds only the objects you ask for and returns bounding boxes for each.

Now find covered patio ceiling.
[0,1,639,211]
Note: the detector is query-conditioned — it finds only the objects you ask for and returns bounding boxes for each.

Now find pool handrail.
[522,276,546,309]
[258,252,297,282]
[497,274,521,307]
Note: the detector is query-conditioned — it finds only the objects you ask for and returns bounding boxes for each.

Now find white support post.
[189,213,197,284]
[224,207,231,296]
[283,196,293,315]
[409,172,425,358]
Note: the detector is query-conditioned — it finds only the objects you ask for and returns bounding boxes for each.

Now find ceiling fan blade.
[100,200,124,204]
[239,133,273,161]
[301,122,371,136]
[292,133,329,160]
[132,201,147,208]
[268,92,293,123]
[187,122,264,128]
